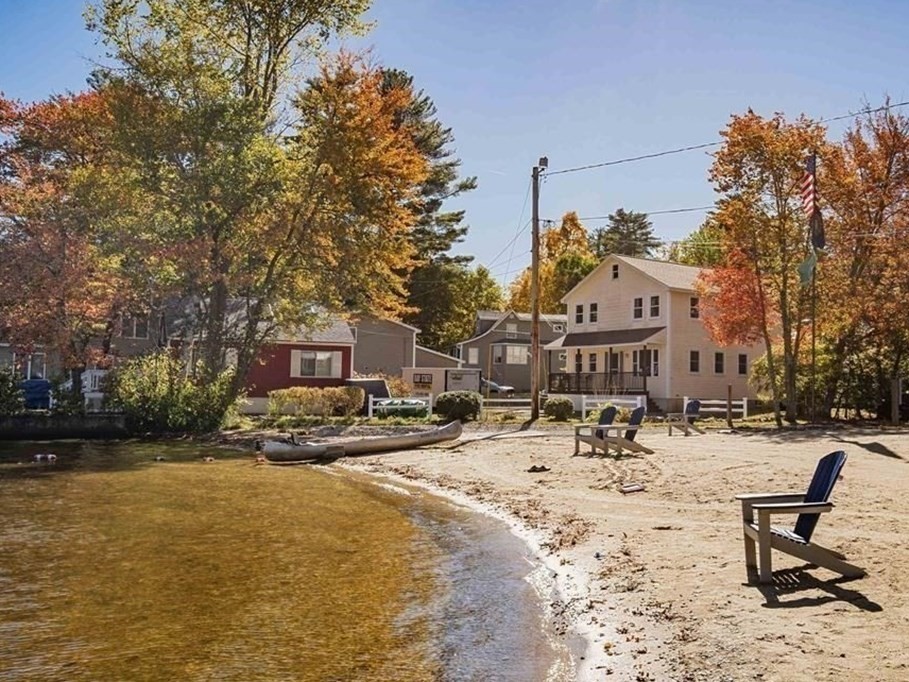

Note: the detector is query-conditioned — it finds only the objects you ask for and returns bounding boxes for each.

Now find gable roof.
[545,327,666,349]
[459,309,567,348]
[561,254,703,303]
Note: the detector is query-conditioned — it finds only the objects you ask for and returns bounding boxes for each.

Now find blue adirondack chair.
[667,398,704,436]
[600,405,652,455]
[736,451,865,583]
[574,405,617,455]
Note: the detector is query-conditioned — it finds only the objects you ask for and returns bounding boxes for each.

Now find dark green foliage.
[543,396,574,421]
[435,390,482,422]
[0,367,24,415]
[106,351,239,433]
[588,208,662,259]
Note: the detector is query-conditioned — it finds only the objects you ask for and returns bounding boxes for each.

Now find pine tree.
[588,208,661,258]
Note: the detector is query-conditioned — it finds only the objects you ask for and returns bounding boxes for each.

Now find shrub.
[106,351,240,434]
[0,367,24,415]
[584,404,632,423]
[267,386,365,418]
[435,390,482,422]
[543,396,574,421]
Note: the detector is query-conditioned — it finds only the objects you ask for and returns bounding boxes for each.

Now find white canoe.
[258,420,463,462]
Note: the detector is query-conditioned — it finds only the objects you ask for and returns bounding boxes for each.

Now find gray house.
[455,310,567,392]
[352,314,460,377]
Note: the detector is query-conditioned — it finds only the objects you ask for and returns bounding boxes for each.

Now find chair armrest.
[753,502,833,515]
[735,493,805,502]
[738,493,806,523]
[574,424,594,436]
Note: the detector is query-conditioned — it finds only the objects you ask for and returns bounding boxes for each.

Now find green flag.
[798,250,817,287]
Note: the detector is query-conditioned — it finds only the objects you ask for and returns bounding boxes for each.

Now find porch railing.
[547,372,647,394]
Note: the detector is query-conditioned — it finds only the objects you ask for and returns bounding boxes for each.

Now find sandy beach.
[325,421,909,681]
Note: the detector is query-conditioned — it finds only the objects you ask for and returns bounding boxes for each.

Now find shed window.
[612,264,619,279]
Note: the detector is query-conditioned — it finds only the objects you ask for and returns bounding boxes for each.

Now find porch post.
[642,343,648,393]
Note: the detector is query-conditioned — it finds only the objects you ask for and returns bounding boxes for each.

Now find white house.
[545,254,759,412]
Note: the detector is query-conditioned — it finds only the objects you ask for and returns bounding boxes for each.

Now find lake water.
[0,441,573,681]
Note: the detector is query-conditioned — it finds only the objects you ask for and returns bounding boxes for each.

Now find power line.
[577,205,714,222]
[545,99,909,177]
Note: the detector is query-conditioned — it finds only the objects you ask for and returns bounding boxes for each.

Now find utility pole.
[530,156,547,421]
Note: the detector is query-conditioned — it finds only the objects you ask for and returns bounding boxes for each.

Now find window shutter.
[331,351,343,378]
[290,350,302,378]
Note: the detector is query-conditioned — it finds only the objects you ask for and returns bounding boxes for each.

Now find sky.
[2,0,908,288]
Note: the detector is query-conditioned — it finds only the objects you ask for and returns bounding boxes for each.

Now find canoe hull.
[260,420,462,462]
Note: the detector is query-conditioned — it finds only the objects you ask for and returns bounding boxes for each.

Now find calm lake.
[0,441,573,681]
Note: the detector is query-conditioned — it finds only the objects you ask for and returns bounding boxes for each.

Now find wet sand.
[333,422,909,681]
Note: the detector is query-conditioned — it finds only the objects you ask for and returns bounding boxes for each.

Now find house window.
[633,297,643,320]
[468,348,479,365]
[574,353,583,374]
[689,350,700,373]
[493,345,504,364]
[714,352,725,374]
[505,323,518,339]
[738,354,748,376]
[589,303,598,323]
[649,295,660,318]
[506,345,527,365]
[589,353,597,372]
[612,264,619,279]
[690,297,699,319]
[552,323,564,333]
[650,349,659,377]
[11,352,45,380]
[575,304,584,324]
[300,351,336,377]
[122,313,149,339]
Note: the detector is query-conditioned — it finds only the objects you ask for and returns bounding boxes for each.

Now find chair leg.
[743,530,757,572]
[758,512,773,583]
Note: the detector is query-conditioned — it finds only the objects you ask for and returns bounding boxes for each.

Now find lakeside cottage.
[545,254,759,413]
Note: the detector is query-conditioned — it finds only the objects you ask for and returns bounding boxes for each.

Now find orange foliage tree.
[698,111,828,425]
[0,92,137,385]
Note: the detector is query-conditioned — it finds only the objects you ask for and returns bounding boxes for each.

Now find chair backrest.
[793,450,847,541]
[685,399,701,421]
[624,406,646,442]
[595,406,617,439]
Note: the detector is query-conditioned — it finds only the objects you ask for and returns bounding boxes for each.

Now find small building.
[455,310,567,392]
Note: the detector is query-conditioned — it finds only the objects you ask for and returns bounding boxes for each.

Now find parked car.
[481,378,515,396]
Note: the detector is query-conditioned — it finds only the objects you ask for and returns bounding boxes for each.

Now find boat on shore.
[257,420,463,463]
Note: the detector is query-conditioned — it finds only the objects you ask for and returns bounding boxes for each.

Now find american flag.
[800,154,817,218]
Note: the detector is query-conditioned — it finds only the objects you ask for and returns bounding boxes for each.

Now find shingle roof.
[614,255,702,291]
[545,327,666,349]
[476,310,568,324]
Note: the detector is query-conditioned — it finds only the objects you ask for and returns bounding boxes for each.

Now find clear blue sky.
[2,0,907,287]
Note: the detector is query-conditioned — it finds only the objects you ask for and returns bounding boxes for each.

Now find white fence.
[481,396,536,416]
[580,394,646,420]
[685,396,748,419]
[368,394,432,419]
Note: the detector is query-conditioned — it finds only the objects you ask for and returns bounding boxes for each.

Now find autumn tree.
[698,111,828,425]
[668,214,725,267]
[822,104,909,420]
[588,208,661,259]
[509,211,597,314]
[0,92,134,389]
[86,1,433,404]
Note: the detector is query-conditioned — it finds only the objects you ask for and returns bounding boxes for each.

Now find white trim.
[560,254,700,305]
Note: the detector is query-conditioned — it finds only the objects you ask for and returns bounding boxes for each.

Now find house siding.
[245,343,352,398]
[353,317,415,377]
[556,256,759,410]
[415,346,460,368]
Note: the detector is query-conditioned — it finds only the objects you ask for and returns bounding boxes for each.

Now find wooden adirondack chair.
[575,406,652,456]
[735,451,865,584]
[666,398,704,436]
[573,405,617,455]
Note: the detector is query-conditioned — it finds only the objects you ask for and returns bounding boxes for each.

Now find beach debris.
[620,483,645,494]
[255,454,267,465]
[153,456,166,462]
[202,456,216,463]
[33,454,57,463]
[527,464,551,473]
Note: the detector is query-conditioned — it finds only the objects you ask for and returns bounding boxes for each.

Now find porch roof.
[545,326,666,349]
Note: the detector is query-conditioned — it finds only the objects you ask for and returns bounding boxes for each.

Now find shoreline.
[339,457,605,681]
[274,421,909,681]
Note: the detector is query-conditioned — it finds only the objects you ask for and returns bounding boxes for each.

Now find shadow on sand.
[750,566,882,612]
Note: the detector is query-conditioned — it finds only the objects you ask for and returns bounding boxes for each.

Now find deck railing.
[547,372,647,394]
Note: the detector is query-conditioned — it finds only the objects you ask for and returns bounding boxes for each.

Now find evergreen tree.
[588,208,661,258]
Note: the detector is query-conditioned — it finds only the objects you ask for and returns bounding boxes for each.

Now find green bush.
[543,396,574,421]
[106,351,240,434]
[435,390,481,422]
[0,367,24,415]
[584,404,632,423]
[267,386,365,417]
